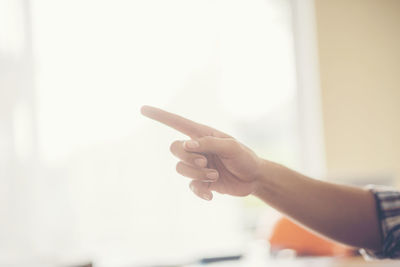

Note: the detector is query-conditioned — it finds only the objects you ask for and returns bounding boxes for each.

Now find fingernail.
[202,194,212,201]
[194,158,207,167]
[206,171,219,180]
[203,179,216,183]
[184,140,199,149]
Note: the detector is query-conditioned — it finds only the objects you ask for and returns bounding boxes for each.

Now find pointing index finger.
[141,105,214,138]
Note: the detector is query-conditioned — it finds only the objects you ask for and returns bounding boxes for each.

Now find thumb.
[183,136,238,158]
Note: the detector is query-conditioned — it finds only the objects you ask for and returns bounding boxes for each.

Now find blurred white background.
[0,0,323,265]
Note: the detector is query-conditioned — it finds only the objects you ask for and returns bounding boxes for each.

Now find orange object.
[269,217,355,257]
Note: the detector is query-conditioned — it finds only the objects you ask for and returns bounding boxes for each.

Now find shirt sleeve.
[360,185,400,259]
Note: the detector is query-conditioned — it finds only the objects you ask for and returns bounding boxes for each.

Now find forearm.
[253,160,382,251]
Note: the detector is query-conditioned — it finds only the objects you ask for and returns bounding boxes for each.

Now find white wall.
[315,0,400,184]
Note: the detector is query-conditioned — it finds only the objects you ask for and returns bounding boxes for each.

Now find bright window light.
[28,0,299,263]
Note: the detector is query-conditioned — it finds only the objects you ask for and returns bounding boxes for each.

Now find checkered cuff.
[360,185,400,259]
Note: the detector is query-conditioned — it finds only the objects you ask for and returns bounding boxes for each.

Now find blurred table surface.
[186,257,399,267]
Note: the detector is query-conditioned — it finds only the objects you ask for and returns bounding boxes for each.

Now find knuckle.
[189,182,197,194]
[193,156,207,168]
[226,137,237,145]
[175,161,184,173]
[202,136,213,143]
[227,138,239,148]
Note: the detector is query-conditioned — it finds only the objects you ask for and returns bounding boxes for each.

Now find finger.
[183,136,239,158]
[140,105,230,138]
[170,140,208,168]
[176,161,219,182]
[189,180,213,201]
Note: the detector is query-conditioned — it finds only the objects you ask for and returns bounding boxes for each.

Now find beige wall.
[314,0,400,183]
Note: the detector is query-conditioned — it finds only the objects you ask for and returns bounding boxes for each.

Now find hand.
[141,105,264,201]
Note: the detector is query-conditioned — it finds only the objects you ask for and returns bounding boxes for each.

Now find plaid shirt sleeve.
[360,185,400,259]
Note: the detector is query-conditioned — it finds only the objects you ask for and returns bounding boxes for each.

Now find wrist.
[251,158,282,198]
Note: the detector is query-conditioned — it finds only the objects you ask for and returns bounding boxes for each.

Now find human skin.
[140,105,382,251]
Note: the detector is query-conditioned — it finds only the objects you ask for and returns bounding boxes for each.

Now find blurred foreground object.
[269,217,355,257]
